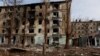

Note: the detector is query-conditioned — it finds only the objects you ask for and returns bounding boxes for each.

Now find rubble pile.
[0,47,100,56]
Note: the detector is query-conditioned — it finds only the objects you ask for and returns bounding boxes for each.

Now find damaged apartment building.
[0,1,71,47]
[72,20,100,47]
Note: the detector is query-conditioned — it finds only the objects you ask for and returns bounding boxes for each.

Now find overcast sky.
[0,0,100,20]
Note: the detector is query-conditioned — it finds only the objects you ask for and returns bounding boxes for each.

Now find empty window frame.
[31,36,34,44]
[53,4,59,9]
[53,28,59,32]
[22,29,25,33]
[28,11,35,18]
[16,29,18,33]
[0,9,1,12]
[12,36,16,44]
[39,5,42,8]
[53,20,59,25]
[29,28,34,33]
[2,30,5,33]
[53,37,59,41]
[39,13,42,17]
[38,29,42,33]
[0,36,4,44]
[38,19,42,25]
[53,12,59,17]
[22,21,25,25]
[48,29,50,33]
[3,22,5,26]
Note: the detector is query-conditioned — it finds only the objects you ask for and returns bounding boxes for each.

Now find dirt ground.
[0,47,100,56]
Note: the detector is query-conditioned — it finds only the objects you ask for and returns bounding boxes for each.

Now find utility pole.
[64,0,72,49]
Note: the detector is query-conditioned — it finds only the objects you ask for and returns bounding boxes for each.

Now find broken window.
[40,5,42,8]
[17,7,20,11]
[8,12,12,17]
[2,30,5,33]
[53,28,59,32]
[29,19,34,26]
[90,27,92,29]
[39,13,42,17]
[81,27,84,29]
[47,37,49,44]
[6,28,11,34]
[53,37,59,46]
[38,19,42,25]
[22,21,25,25]
[53,4,59,9]
[53,37,59,41]
[31,37,34,44]
[6,20,11,26]
[45,19,49,24]
[14,18,19,28]
[12,36,16,44]
[9,8,13,11]
[22,29,25,33]
[88,36,95,46]
[53,12,59,17]
[78,31,80,34]
[29,28,34,33]
[53,20,59,25]
[30,5,35,9]
[90,31,92,33]
[28,11,35,25]
[16,29,18,33]
[0,9,1,12]
[28,11,35,19]
[0,36,4,44]
[21,37,24,45]
[48,29,50,33]
[3,22,5,26]
[1,37,4,43]
[82,31,84,34]
[38,29,42,33]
